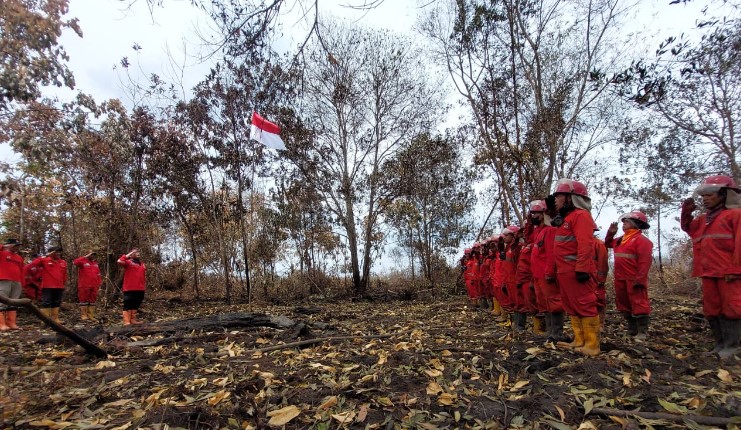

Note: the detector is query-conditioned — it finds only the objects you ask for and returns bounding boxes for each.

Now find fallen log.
[107,312,297,336]
[0,295,107,358]
[588,407,740,427]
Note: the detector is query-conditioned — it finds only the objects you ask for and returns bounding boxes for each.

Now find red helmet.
[501,225,520,235]
[529,200,547,212]
[489,234,500,242]
[553,178,589,198]
[695,175,741,194]
[464,248,471,255]
[620,210,650,229]
[473,242,481,248]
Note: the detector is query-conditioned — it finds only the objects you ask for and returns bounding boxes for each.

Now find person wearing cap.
[73,251,102,322]
[517,201,548,336]
[605,211,654,340]
[23,253,42,302]
[0,239,25,330]
[681,175,741,359]
[118,248,146,325]
[30,246,68,323]
[500,225,523,330]
[545,178,600,356]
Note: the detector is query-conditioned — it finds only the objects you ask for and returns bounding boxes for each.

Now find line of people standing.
[0,245,147,330]
[461,175,740,360]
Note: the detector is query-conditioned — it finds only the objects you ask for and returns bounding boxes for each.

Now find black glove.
[633,283,646,290]
[516,283,523,290]
[575,272,590,283]
[545,194,556,211]
[499,251,506,260]
[551,215,564,227]
[502,286,508,294]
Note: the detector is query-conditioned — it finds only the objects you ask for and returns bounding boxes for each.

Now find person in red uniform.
[74,251,102,322]
[23,253,42,302]
[492,236,511,323]
[681,175,741,359]
[481,239,498,314]
[477,240,489,310]
[517,201,548,335]
[0,239,25,330]
[593,235,610,331]
[464,247,479,305]
[536,210,564,342]
[485,236,503,317]
[31,246,68,323]
[546,179,600,356]
[118,248,147,325]
[461,248,473,301]
[501,226,523,330]
[605,211,653,339]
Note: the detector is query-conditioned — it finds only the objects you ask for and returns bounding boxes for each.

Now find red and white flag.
[250,112,286,151]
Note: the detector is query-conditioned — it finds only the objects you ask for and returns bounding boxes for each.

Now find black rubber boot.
[549,312,566,342]
[624,312,637,336]
[706,317,723,354]
[513,312,526,332]
[718,317,740,360]
[634,315,650,341]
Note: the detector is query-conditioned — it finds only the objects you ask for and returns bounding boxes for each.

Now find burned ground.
[1,294,739,429]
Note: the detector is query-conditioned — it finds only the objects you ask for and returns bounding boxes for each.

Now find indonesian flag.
[250,112,287,151]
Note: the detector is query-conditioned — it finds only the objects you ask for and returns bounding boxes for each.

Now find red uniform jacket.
[682,208,741,278]
[30,257,67,289]
[593,238,610,285]
[533,226,555,279]
[0,250,24,282]
[516,243,533,287]
[23,263,41,287]
[73,257,102,289]
[118,255,146,291]
[605,232,653,285]
[552,209,597,274]
[501,243,518,287]
[464,258,479,283]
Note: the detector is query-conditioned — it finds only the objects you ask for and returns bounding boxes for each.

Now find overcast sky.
[5,0,728,268]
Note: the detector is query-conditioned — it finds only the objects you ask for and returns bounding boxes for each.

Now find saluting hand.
[682,197,696,213]
[607,222,619,236]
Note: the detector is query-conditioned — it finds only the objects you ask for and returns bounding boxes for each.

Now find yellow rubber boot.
[0,312,9,331]
[51,307,62,324]
[80,305,89,320]
[575,316,601,356]
[557,316,584,349]
[491,299,502,316]
[122,310,131,325]
[532,316,546,335]
[87,305,97,321]
[5,310,19,329]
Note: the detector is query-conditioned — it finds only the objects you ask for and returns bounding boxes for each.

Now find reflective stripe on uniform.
[614,253,637,259]
[555,235,576,242]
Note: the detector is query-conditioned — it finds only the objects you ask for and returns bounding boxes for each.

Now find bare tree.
[288,20,444,294]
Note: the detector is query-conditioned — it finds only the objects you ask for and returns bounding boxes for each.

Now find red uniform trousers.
[614,279,650,315]
[595,284,606,312]
[556,271,599,317]
[543,278,564,313]
[78,286,99,304]
[532,277,549,314]
[702,277,741,319]
[518,282,537,313]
